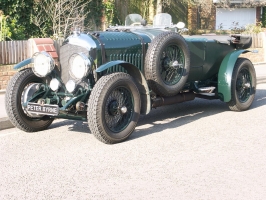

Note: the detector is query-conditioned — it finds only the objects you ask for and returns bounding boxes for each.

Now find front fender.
[218,50,249,102]
[96,60,151,115]
[14,58,32,70]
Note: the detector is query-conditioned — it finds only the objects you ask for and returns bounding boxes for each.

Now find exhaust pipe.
[152,92,195,108]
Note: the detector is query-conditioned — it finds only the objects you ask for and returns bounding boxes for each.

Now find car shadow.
[128,98,226,141]
[129,88,266,141]
[49,119,89,133]
[49,88,266,140]
[254,88,266,108]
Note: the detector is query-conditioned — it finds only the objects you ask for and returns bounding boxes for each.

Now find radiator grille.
[59,44,88,84]
[107,53,142,73]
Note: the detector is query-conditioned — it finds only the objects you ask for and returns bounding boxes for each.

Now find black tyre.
[144,32,190,96]
[87,72,141,144]
[5,68,54,132]
[227,58,256,111]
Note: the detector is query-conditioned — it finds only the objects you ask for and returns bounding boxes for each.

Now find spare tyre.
[144,32,190,96]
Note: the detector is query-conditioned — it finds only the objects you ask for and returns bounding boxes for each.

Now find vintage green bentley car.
[5,13,256,144]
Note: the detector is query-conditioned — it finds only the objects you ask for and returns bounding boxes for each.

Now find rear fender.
[218,50,249,102]
[96,60,151,115]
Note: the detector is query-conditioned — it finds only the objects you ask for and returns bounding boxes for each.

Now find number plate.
[27,103,59,116]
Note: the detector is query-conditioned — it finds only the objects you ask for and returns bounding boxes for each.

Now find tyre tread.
[227,58,256,111]
[5,68,53,132]
[87,72,140,144]
[144,32,190,96]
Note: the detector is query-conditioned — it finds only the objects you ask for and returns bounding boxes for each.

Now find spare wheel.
[144,32,190,96]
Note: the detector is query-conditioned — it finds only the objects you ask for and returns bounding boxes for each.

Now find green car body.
[7,13,256,144]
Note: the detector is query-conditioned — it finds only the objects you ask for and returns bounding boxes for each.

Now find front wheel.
[87,73,141,144]
[5,68,54,132]
[227,58,256,111]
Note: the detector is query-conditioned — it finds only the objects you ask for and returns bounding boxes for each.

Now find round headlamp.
[66,80,76,93]
[50,78,61,91]
[69,53,91,80]
[32,51,55,77]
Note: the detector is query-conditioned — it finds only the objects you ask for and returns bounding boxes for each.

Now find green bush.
[243,22,262,34]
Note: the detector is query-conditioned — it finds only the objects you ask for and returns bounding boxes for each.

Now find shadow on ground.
[48,88,266,141]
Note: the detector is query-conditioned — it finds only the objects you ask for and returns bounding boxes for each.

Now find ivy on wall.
[262,7,266,28]
[0,0,40,40]
[87,0,104,29]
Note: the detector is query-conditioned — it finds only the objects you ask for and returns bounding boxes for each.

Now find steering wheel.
[130,22,141,26]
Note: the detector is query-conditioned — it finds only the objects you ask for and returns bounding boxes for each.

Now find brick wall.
[256,7,261,23]
[210,6,216,29]
[0,65,17,90]
[188,6,198,30]
[188,5,216,30]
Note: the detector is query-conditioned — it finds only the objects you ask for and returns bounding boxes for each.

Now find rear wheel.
[5,68,54,131]
[227,58,256,111]
[87,73,140,144]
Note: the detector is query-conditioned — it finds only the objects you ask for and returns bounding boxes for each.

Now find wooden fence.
[0,40,62,65]
[0,33,265,65]
[247,32,265,48]
[0,40,29,65]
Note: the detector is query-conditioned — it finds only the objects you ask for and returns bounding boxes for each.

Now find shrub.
[243,22,262,34]
[230,21,245,34]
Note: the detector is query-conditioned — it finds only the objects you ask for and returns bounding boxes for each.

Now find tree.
[32,0,92,39]
[0,0,40,39]
[0,11,11,41]
[156,0,163,14]
[87,0,104,30]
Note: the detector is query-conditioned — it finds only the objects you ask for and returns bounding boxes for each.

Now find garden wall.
[0,65,17,90]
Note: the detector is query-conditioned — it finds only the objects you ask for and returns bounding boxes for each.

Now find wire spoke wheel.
[236,68,252,103]
[88,72,140,144]
[104,87,134,133]
[227,58,256,111]
[160,45,185,85]
[144,32,190,96]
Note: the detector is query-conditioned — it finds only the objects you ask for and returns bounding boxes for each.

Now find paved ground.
[0,91,7,118]
[0,91,13,130]
[0,65,265,199]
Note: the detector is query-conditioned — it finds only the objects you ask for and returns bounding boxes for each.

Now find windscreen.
[153,13,172,27]
[125,14,142,26]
